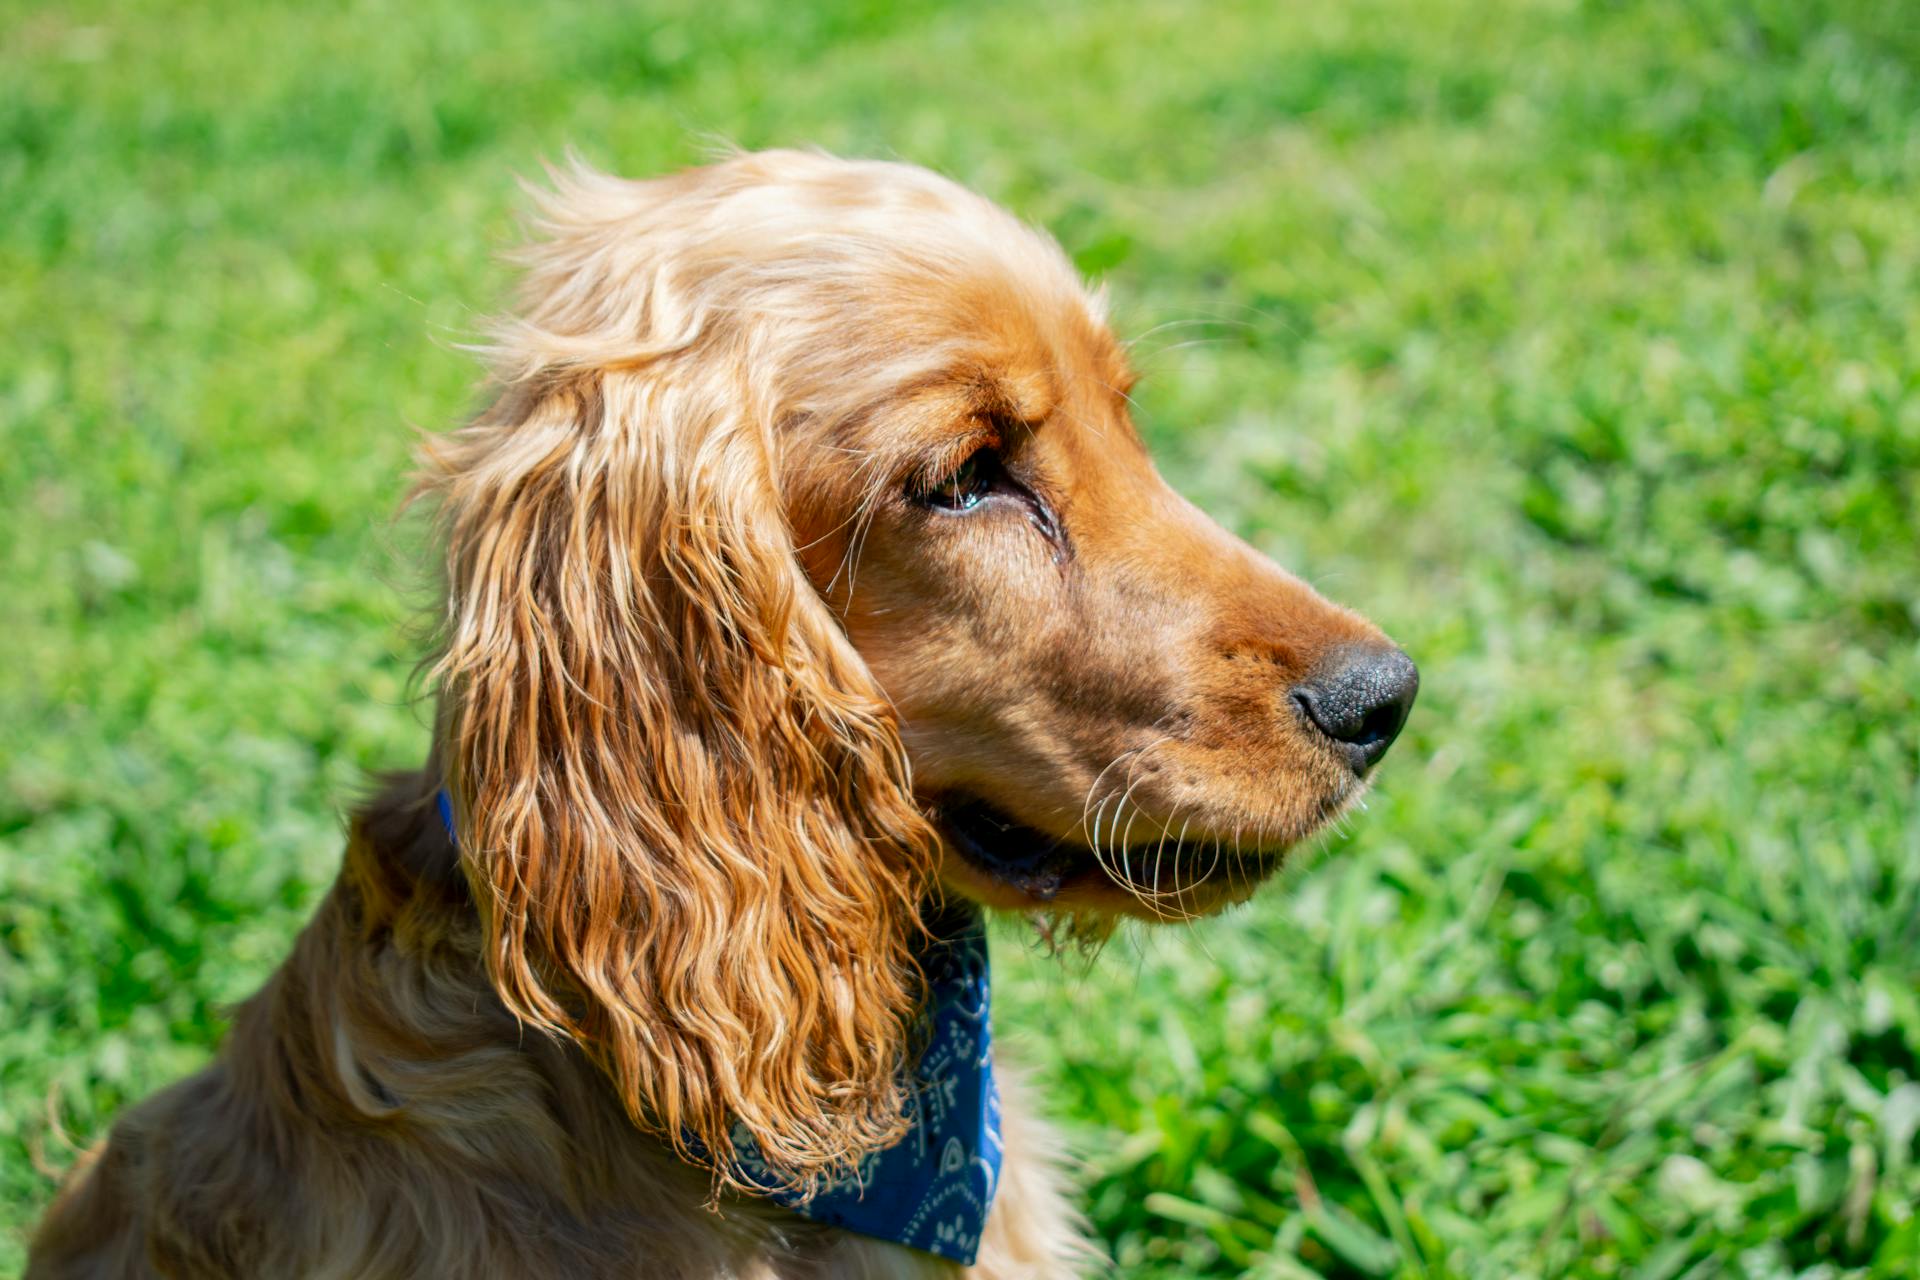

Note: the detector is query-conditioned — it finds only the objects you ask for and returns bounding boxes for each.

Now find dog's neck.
[318,770,1001,1266]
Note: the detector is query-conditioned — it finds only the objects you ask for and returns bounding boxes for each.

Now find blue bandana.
[434,791,1002,1265]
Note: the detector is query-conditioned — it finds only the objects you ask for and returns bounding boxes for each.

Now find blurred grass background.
[4,0,1919,1275]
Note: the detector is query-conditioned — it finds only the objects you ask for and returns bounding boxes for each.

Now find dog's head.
[422,150,1414,1190]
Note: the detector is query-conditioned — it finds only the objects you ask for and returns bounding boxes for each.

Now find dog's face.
[783,199,1416,921]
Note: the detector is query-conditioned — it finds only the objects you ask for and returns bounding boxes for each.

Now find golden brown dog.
[29,150,1416,1278]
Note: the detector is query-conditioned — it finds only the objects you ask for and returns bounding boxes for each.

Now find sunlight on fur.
[30,149,1412,1279]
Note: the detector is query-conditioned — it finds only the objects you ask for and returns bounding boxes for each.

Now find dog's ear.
[418,309,938,1193]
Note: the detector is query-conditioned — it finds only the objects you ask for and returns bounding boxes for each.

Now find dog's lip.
[933,796,1287,902]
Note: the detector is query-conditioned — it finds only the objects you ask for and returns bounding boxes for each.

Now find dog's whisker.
[1124,316,1234,344]
[1117,822,1139,908]
[1080,743,1148,843]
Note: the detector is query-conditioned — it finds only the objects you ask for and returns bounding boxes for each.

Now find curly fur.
[423,240,942,1195]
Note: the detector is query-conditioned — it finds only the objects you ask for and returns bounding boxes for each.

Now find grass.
[4,0,1918,1275]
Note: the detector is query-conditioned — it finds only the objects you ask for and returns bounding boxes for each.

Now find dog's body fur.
[31,150,1411,1278]
[31,775,1085,1278]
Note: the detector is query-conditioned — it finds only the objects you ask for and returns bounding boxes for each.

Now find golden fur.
[30,150,1405,1278]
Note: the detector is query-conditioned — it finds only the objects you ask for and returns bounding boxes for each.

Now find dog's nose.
[1291,644,1419,775]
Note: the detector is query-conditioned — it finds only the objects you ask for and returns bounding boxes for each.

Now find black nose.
[1291,645,1419,775]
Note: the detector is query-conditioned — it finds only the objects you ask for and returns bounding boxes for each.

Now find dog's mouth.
[934,795,1291,911]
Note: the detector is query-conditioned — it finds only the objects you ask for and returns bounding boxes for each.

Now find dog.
[29,149,1416,1279]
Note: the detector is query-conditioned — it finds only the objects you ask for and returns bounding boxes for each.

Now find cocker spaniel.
[30,150,1417,1279]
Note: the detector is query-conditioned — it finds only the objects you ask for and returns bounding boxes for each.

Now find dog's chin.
[931,794,1339,921]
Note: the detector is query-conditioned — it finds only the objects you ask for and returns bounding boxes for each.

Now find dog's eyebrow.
[983,370,1059,426]
[865,366,1058,486]
[964,367,1059,432]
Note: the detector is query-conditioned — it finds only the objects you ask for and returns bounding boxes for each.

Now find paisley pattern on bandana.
[738,903,1001,1265]
[434,791,1003,1266]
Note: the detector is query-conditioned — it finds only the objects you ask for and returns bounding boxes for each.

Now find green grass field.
[5,0,1919,1275]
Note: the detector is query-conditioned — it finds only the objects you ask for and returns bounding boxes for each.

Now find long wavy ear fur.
[416,161,940,1196]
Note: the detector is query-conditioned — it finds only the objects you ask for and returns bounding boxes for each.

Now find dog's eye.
[920,448,999,512]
